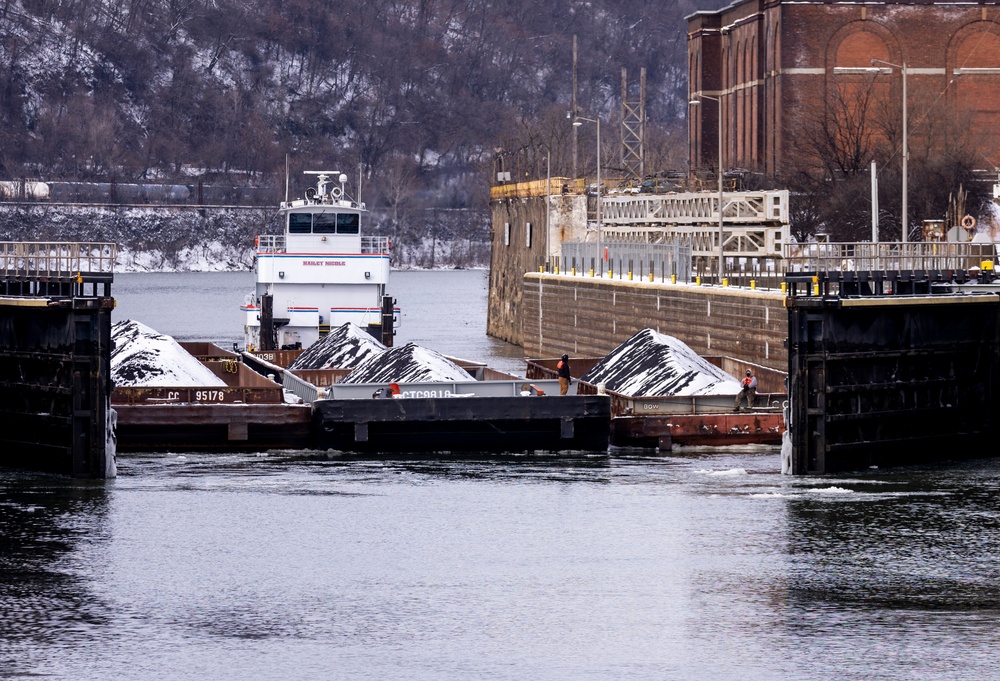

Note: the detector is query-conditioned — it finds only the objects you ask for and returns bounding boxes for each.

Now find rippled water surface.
[2,271,999,679]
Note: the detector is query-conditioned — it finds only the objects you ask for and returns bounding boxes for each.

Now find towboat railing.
[0,241,116,282]
[361,236,390,254]
[256,235,390,254]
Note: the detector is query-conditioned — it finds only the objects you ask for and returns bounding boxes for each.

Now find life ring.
[962,215,976,230]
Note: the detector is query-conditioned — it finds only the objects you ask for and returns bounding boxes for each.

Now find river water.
[2,270,999,680]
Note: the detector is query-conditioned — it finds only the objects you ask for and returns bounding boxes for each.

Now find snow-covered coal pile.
[111,319,226,387]
[288,322,386,370]
[340,342,473,384]
[580,328,741,396]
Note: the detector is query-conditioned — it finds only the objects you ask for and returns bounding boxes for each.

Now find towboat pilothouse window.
[287,212,360,234]
[313,213,337,233]
[337,213,360,234]
[289,213,312,233]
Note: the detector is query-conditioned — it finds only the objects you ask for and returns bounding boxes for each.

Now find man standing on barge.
[557,354,571,395]
[735,369,757,412]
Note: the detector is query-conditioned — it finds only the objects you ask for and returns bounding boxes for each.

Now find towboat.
[242,170,396,354]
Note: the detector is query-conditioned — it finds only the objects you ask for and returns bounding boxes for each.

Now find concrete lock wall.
[488,191,588,347]
[520,272,788,370]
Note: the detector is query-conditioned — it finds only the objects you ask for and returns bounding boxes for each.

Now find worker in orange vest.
[735,369,757,412]
[556,354,572,395]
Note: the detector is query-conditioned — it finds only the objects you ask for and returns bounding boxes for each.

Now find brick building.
[687,0,1000,178]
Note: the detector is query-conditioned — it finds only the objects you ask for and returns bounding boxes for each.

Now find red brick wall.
[689,1,1000,175]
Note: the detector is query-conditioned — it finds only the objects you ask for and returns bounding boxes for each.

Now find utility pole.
[572,34,578,180]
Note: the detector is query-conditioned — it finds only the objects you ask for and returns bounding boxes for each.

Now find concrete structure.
[521,273,788,372]
[688,0,1000,176]
[488,179,589,346]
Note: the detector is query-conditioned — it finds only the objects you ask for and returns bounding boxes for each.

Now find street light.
[872,58,908,243]
[571,113,602,274]
[689,94,725,282]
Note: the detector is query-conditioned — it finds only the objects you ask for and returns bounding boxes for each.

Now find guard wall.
[521,272,788,371]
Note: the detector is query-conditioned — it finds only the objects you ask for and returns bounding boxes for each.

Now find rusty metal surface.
[112,360,283,405]
[246,348,304,368]
[612,412,784,448]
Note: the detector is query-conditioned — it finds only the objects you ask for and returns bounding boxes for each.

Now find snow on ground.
[288,322,386,370]
[340,342,473,384]
[579,328,742,396]
[111,319,226,387]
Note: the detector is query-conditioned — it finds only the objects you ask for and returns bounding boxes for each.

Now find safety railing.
[256,234,390,254]
[0,242,116,282]
[550,240,693,282]
[784,241,997,276]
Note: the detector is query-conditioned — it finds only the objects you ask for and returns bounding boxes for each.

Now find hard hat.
[562,354,569,360]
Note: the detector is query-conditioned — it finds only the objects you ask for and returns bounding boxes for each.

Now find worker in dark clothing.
[557,354,571,395]
[735,369,758,412]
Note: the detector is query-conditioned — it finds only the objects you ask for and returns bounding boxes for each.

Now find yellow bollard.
[628,271,633,281]
[750,280,756,290]
[555,266,559,275]
[539,266,544,273]
[608,268,613,278]
[780,281,787,293]
[671,274,677,285]
[572,267,576,276]
[589,268,594,277]
[696,276,701,286]
[722,278,729,287]
[813,283,820,296]
[648,272,654,283]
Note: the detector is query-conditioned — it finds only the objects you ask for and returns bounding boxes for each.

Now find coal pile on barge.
[288,322,386,370]
[580,328,741,396]
[111,320,226,387]
[339,342,473,384]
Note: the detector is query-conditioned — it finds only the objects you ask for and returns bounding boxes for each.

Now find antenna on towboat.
[303,170,348,204]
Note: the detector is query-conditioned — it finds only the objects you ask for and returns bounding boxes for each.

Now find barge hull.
[311,395,611,453]
[612,413,784,449]
[114,404,312,452]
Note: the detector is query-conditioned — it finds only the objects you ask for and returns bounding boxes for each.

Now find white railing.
[256,234,390,254]
[0,242,116,280]
[784,241,997,275]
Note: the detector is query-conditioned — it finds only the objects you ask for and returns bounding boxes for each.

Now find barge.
[526,354,786,450]
[112,341,310,452]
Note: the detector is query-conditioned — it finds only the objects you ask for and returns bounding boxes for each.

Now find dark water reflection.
[0,475,111,674]
[3,452,999,679]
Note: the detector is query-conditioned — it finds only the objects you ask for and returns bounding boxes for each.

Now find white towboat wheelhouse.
[242,170,395,351]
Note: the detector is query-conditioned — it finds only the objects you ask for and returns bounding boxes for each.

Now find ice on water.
[288,322,386,370]
[111,319,226,387]
[341,342,473,384]
[580,328,741,396]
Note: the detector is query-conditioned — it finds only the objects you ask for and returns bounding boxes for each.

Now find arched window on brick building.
[952,29,1000,162]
